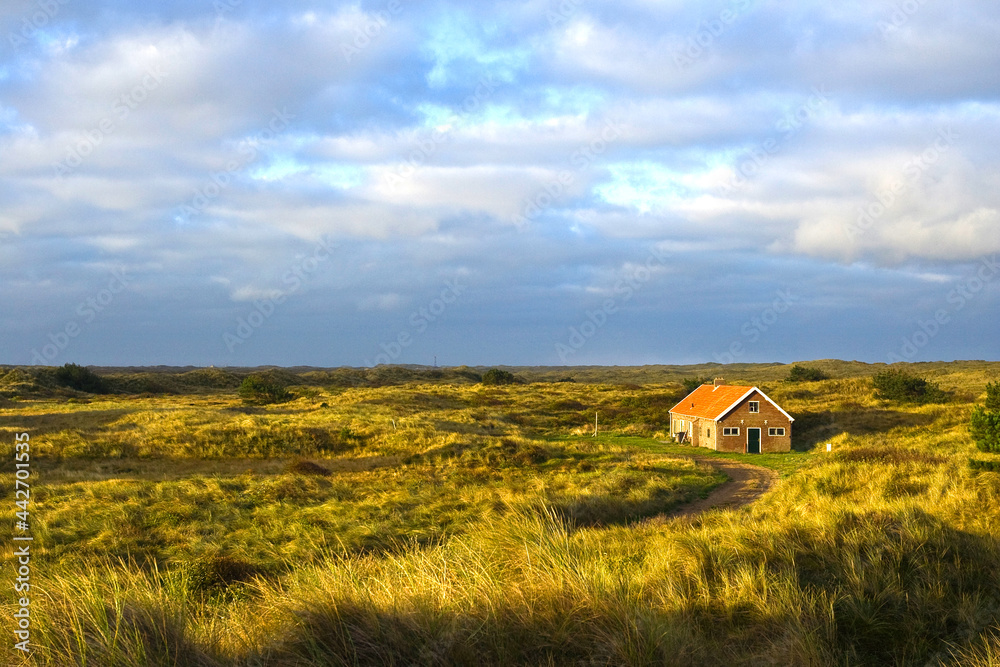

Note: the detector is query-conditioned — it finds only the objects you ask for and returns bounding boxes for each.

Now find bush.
[54,363,108,393]
[969,383,1000,453]
[681,377,709,394]
[238,374,292,405]
[481,369,516,386]
[969,457,1000,472]
[971,406,1000,453]
[872,368,945,403]
[985,381,1000,411]
[787,365,828,382]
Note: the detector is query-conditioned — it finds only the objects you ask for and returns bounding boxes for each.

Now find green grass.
[646,440,815,477]
[548,433,815,478]
[1,361,1000,665]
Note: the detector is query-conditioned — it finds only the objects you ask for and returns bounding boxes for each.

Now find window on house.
[706,429,711,438]
[768,427,785,436]
[723,427,739,436]
[748,401,759,413]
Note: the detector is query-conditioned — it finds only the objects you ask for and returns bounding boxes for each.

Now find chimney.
[713,377,725,387]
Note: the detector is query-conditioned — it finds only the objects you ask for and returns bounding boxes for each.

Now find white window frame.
[723,427,740,436]
[748,401,759,413]
[768,427,785,436]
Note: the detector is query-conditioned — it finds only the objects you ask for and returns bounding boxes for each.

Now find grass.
[1,361,999,665]
[639,439,814,478]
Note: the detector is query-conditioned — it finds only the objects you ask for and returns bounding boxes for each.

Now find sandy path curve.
[670,455,779,519]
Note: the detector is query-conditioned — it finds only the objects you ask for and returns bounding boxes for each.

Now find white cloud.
[2,0,1000,365]
[357,293,404,311]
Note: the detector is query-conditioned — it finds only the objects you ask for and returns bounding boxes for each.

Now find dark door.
[747,428,761,454]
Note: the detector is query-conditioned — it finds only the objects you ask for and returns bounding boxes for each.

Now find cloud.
[357,292,403,311]
[1,0,999,365]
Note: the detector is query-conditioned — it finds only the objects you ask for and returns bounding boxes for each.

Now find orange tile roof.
[669,384,755,419]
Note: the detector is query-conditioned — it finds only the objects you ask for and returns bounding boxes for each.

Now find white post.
[594,411,598,437]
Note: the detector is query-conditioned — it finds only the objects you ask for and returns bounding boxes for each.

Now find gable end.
[714,387,794,423]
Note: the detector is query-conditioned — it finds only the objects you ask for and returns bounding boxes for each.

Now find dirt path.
[670,455,779,519]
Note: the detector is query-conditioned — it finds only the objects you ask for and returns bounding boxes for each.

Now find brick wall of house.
[716,390,792,453]
[670,389,793,453]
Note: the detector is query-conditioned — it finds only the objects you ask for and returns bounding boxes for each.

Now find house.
[669,378,793,453]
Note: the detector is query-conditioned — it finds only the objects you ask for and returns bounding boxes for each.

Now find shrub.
[787,365,829,382]
[971,406,1000,453]
[872,368,945,403]
[681,377,709,394]
[481,368,516,386]
[969,458,1000,472]
[238,374,292,405]
[969,383,1000,453]
[54,363,108,393]
[985,381,1000,411]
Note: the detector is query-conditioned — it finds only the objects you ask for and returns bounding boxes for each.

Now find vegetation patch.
[787,364,829,382]
[681,376,710,393]
[481,368,517,385]
[3,361,1000,665]
[238,374,292,405]
[54,363,108,394]
[970,382,1000,453]
[872,368,947,403]
[969,458,1000,472]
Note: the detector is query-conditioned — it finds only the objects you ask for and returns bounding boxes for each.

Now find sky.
[1,0,998,368]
